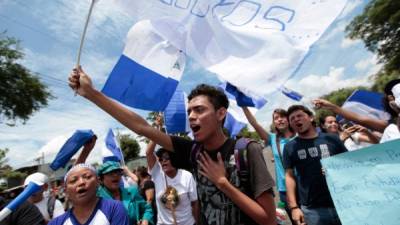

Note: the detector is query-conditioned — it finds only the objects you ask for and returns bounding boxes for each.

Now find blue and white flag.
[218,84,257,137]
[102,20,186,111]
[0,182,42,221]
[340,90,391,122]
[164,89,190,134]
[280,86,303,101]
[102,129,124,163]
[223,82,267,109]
[49,130,95,171]
[115,0,347,95]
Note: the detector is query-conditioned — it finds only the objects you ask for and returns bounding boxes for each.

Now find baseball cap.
[97,161,122,175]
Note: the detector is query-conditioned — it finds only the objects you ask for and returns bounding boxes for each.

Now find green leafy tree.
[238,126,261,142]
[0,34,52,125]
[316,86,368,125]
[346,0,400,71]
[118,134,141,161]
[371,70,400,93]
[0,148,26,190]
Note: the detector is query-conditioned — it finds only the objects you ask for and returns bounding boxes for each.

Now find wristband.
[290,206,300,211]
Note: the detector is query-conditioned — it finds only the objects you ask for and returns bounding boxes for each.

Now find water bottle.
[276,201,288,225]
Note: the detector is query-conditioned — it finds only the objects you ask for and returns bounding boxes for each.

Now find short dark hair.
[188,84,229,110]
[287,105,313,118]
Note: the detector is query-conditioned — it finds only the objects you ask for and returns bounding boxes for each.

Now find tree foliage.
[238,126,261,142]
[118,134,140,161]
[0,34,52,125]
[0,148,26,183]
[346,0,400,71]
[371,69,400,93]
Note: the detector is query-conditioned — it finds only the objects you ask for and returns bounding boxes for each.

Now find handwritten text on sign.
[321,139,400,225]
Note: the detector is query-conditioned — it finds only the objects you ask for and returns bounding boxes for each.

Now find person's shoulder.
[178,168,194,178]
[170,135,194,145]
[100,198,125,210]
[319,132,341,143]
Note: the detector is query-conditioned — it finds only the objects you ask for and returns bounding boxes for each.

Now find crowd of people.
[1,66,399,225]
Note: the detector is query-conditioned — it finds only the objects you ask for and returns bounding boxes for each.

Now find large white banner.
[115,0,347,95]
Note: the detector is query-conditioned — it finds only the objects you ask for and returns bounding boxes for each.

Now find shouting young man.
[68,67,276,225]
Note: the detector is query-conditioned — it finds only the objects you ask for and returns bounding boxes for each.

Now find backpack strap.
[190,142,202,167]
[234,137,257,195]
[47,195,56,219]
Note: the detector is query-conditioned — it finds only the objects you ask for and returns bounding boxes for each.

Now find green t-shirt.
[97,185,153,224]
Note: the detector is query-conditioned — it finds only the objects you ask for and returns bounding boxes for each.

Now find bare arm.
[241,107,269,142]
[286,169,305,225]
[198,152,275,225]
[122,166,139,183]
[191,200,200,224]
[314,99,388,132]
[145,141,157,170]
[68,67,173,150]
[75,136,97,165]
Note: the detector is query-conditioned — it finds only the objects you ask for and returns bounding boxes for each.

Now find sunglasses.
[158,155,171,162]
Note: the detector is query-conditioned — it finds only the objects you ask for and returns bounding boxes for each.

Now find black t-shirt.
[171,136,275,225]
[0,201,45,225]
[283,133,347,208]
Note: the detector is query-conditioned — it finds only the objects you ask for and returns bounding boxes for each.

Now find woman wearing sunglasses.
[146,139,199,225]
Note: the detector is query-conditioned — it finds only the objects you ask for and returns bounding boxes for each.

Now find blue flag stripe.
[102,55,179,111]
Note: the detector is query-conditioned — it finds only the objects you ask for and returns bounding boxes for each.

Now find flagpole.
[76,0,96,67]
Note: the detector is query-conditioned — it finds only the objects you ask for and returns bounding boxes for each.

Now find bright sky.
[0,0,381,168]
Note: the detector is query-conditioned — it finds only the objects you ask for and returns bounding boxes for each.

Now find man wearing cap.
[24,172,65,224]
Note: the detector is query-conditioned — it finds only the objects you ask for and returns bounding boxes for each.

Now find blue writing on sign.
[175,0,191,9]
[160,0,173,5]
[158,0,296,30]
[257,6,295,31]
[191,0,210,18]
[220,0,261,26]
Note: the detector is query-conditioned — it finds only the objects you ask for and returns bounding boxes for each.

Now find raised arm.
[145,140,157,170]
[75,135,97,164]
[241,107,269,142]
[313,98,388,132]
[122,166,139,183]
[68,67,173,150]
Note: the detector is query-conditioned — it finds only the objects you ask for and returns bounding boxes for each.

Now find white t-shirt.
[150,162,197,225]
[35,194,65,221]
[380,124,400,143]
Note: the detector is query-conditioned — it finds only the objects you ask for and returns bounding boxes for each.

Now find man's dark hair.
[287,105,313,117]
[188,84,229,110]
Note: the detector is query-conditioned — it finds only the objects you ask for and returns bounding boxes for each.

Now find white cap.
[24,172,49,186]
[392,83,400,107]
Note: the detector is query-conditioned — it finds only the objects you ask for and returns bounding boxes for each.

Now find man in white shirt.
[24,172,65,224]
